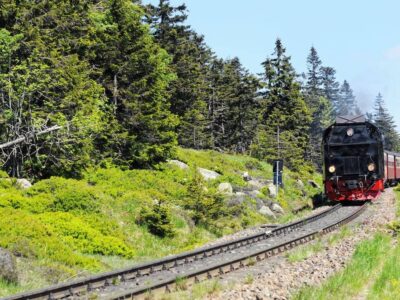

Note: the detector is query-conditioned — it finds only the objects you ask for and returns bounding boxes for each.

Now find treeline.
[0,0,398,179]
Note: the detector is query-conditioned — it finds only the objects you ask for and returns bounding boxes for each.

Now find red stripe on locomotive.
[325,179,384,201]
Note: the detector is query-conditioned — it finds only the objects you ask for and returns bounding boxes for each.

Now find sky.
[144,0,400,128]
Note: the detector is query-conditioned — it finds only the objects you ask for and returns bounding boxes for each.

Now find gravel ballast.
[204,189,397,300]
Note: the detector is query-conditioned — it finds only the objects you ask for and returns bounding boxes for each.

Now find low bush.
[137,201,175,238]
[28,177,100,213]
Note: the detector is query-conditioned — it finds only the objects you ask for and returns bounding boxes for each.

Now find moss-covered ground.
[0,148,322,297]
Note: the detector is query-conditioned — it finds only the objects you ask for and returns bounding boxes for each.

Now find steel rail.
[1,204,342,300]
[110,203,367,300]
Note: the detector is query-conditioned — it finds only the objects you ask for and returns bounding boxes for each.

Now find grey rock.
[227,192,247,206]
[0,248,18,283]
[267,183,277,198]
[259,205,276,218]
[218,182,233,195]
[263,199,273,207]
[235,191,246,197]
[249,190,262,198]
[255,198,265,210]
[270,202,284,214]
[248,179,264,190]
[167,159,189,170]
[197,167,220,181]
[308,180,321,189]
[16,178,32,189]
[296,179,304,189]
[243,171,252,181]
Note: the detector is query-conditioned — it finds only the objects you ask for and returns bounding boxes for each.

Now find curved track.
[2,203,366,300]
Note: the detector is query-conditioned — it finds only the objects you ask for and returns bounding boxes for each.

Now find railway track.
[2,203,367,300]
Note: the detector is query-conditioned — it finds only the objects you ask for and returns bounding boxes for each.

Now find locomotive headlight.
[328,165,336,173]
[347,127,354,136]
[368,163,376,172]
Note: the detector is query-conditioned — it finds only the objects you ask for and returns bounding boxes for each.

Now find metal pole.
[277,126,280,158]
[276,160,279,195]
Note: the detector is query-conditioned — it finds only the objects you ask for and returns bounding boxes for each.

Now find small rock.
[197,167,220,181]
[267,183,277,198]
[167,159,189,170]
[255,198,265,209]
[249,190,262,198]
[248,179,264,190]
[227,192,247,206]
[0,248,18,283]
[259,205,276,218]
[218,182,233,195]
[16,178,32,189]
[270,202,284,214]
[296,179,304,189]
[243,171,252,181]
[308,180,321,189]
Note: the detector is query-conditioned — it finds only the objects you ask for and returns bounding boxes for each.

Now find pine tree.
[146,0,212,149]
[320,66,340,117]
[373,93,400,151]
[253,39,312,170]
[207,58,260,152]
[305,46,323,102]
[90,0,179,167]
[304,47,334,167]
[337,80,362,116]
[0,3,109,178]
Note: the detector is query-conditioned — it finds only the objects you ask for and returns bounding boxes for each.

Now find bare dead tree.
[0,125,62,178]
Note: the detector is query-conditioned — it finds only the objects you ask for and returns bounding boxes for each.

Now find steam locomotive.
[322,115,400,201]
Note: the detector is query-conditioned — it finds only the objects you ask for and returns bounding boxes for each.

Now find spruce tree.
[304,47,333,167]
[373,93,400,151]
[305,46,323,101]
[253,39,312,170]
[90,0,179,167]
[207,58,260,152]
[146,0,212,149]
[337,80,361,116]
[320,66,340,117]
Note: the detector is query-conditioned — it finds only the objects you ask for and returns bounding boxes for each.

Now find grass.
[293,233,392,300]
[0,147,323,297]
[156,279,223,300]
[367,242,400,300]
[293,187,400,300]
[286,226,352,263]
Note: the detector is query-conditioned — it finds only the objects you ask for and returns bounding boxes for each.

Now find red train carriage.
[384,151,400,186]
[323,116,385,201]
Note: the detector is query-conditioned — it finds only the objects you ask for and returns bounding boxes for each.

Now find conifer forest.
[1,1,400,298]
[0,0,398,178]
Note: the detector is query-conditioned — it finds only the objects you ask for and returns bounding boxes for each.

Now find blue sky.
[144,0,400,128]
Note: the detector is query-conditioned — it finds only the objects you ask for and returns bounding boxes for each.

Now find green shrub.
[29,177,99,213]
[137,201,175,238]
[0,208,100,269]
[38,212,135,257]
[184,170,227,227]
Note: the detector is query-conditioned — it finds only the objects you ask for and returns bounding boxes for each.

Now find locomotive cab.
[322,116,384,201]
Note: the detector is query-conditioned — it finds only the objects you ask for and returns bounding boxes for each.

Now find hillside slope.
[0,148,321,296]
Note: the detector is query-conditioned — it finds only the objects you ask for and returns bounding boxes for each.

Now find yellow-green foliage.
[38,212,134,257]
[0,208,99,270]
[0,147,323,297]
[28,177,100,212]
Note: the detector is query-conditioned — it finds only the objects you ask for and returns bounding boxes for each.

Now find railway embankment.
[0,148,321,298]
[168,188,396,300]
